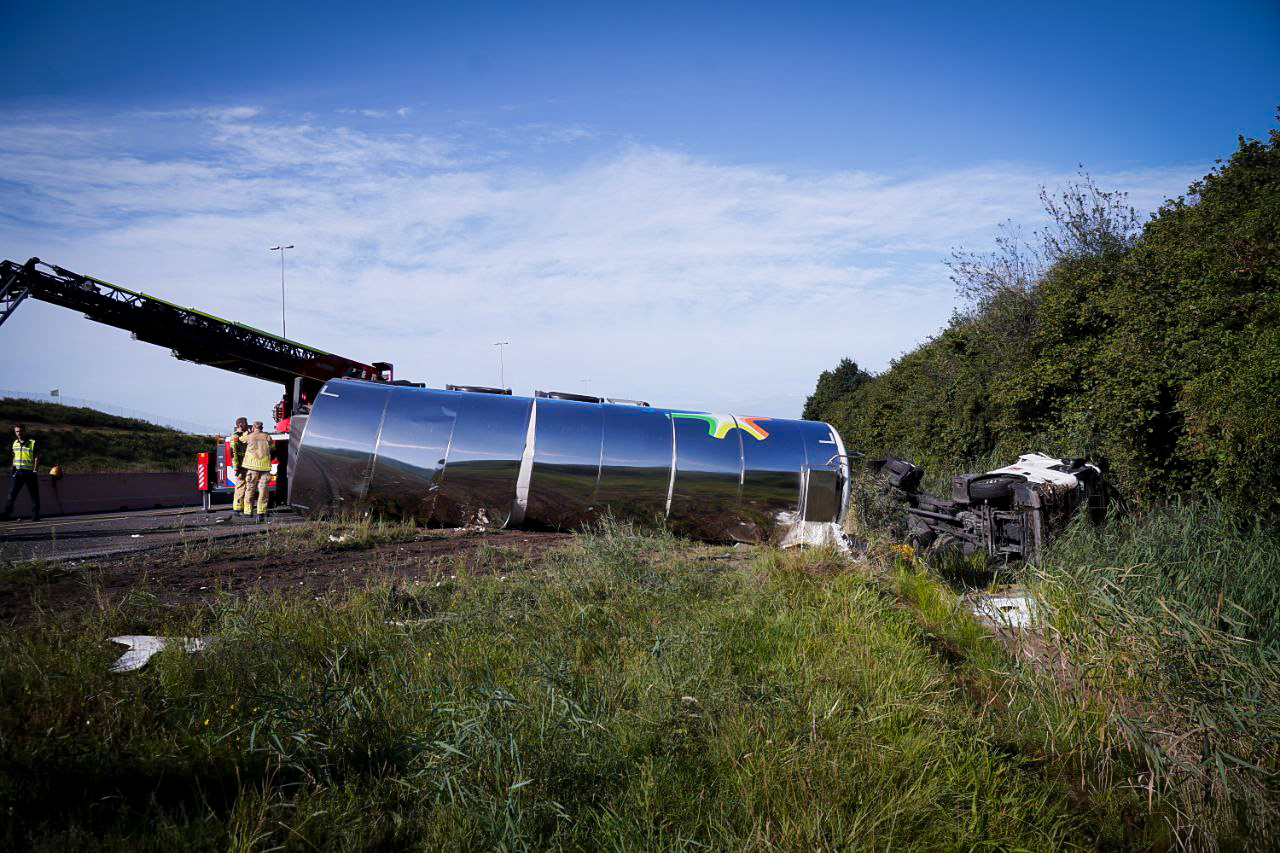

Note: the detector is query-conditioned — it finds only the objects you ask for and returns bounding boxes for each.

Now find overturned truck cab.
[870,452,1108,562]
[287,379,851,544]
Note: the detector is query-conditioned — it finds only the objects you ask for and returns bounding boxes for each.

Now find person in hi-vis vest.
[229,417,249,512]
[3,423,40,521]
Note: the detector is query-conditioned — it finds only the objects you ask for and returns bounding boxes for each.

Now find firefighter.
[236,420,273,521]
[2,423,40,521]
[229,417,249,512]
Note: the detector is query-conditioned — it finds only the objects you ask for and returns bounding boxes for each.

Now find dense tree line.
[805,128,1280,515]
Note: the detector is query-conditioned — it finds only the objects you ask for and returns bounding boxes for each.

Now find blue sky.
[1,1,1277,432]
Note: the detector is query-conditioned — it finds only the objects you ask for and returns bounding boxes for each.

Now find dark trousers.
[5,470,39,516]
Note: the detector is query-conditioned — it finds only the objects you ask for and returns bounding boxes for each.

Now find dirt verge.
[0,528,574,625]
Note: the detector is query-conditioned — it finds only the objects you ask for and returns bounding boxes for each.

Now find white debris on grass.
[971,595,1038,629]
[109,635,207,673]
[777,519,853,553]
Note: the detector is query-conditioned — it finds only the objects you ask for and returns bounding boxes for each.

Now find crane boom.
[0,257,391,388]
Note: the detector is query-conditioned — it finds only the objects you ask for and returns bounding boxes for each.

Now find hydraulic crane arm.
[0,257,390,387]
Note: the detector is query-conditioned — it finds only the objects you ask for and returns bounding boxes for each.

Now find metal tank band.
[289,379,849,543]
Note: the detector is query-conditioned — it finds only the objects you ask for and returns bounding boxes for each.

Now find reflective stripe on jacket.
[240,431,273,472]
[12,439,35,471]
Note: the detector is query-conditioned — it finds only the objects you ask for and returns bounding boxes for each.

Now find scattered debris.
[109,635,207,673]
[328,534,346,543]
[778,518,851,551]
[971,594,1038,629]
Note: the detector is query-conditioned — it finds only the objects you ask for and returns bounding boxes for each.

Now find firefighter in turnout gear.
[235,420,273,521]
[229,417,249,512]
[3,423,40,521]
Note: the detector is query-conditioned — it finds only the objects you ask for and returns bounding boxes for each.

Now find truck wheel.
[967,474,1022,501]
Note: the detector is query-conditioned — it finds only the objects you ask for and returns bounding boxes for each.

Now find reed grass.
[1029,501,1280,849]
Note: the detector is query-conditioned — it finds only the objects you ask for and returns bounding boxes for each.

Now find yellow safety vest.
[230,430,247,467]
[12,439,35,471]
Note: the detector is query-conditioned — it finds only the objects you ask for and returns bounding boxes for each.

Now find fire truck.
[0,256,400,508]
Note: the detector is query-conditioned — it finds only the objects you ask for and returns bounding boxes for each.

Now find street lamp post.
[493,341,510,390]
[269,244,294,338]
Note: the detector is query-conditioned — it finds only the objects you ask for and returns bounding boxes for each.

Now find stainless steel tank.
[289,379,850,543]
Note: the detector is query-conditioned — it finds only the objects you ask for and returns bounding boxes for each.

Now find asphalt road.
[0,506,306,563]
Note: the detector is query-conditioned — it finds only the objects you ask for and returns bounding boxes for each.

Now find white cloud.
[0,107,1203,430]
[338,107,415,120]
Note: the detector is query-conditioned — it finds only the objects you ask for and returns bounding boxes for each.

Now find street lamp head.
[270,245,294,339]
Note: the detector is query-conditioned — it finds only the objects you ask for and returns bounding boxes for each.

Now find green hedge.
[807,128,1280,516]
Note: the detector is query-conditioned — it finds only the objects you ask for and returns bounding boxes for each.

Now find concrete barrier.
[5,472,200,516]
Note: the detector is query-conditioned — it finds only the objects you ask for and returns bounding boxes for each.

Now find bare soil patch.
[0,528,574,624]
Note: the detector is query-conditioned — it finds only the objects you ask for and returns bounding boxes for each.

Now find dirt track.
[0,526,574,624]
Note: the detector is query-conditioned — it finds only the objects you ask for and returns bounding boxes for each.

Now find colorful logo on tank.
[669,412,771,440]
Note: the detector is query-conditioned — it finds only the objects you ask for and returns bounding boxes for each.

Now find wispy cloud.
[338,107,416,120]
[0,106,1203,425]
[496,123,598,146]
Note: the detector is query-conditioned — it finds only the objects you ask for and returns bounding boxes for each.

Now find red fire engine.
[0,257,402,512]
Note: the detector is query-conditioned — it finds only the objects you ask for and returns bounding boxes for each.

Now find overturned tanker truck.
[287,379,852,544]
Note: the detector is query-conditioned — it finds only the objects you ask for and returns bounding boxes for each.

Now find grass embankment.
[2,521,1156,850]
[0,397,215,473]
[2,509,1275,849]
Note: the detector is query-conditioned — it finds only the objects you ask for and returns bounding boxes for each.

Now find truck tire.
[967,474,1022,501]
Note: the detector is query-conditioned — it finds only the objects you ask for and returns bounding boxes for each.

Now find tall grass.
[2,524,1129,850]
[1039,499,1280,651]
[1031,500,1280,848]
